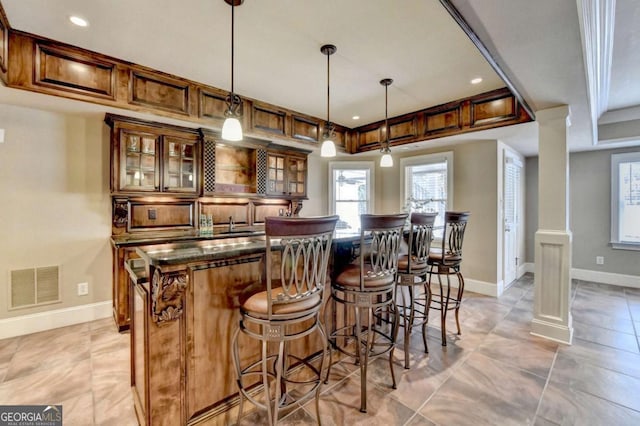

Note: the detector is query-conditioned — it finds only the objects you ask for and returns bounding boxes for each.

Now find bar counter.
[129,232,360,426]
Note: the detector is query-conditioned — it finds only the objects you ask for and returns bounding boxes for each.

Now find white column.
[531,105,573,344]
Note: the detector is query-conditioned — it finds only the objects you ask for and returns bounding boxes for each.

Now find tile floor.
[1,274,639,425]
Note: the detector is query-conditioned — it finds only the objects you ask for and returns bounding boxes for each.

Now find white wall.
[0,104,112,320]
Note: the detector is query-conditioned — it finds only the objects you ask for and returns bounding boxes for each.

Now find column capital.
[537,105,571,126]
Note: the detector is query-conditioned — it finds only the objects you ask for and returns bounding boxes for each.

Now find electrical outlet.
[77,282,89,296]
[596,256,604,265]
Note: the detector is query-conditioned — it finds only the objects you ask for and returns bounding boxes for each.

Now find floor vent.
[10,266,61,309]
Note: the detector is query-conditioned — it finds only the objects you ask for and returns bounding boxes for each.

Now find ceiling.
[1,0,640,157]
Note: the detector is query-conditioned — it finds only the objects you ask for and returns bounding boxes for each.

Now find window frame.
[328,161,375,232]
[611,151,640,251]
[400,151,454,215]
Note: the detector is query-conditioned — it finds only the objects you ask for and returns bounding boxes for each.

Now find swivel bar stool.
[325,213,407,413]
[396,212,437,368]
[232,215,338,425]
[427,211,470,346]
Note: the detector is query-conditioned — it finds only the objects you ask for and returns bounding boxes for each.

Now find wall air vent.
[9,266,61,309]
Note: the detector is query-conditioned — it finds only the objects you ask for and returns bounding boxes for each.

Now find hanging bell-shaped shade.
[222,0,244,142]
[379,78,393,167]
[320,44,337,158]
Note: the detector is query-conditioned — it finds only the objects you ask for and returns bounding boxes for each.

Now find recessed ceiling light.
[69,16,89,27]
[352,115,360,120]
[471,77,483,85]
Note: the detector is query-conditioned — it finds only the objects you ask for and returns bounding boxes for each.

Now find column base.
[531,316,573,345]
[532,229,573,344]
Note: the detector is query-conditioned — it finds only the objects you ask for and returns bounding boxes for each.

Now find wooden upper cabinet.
[266,151,307,198]
[162,137,198,192]
[108,115,200,195]
[119,129,160,192]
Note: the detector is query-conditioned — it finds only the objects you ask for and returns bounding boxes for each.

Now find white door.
[503,155,522,286]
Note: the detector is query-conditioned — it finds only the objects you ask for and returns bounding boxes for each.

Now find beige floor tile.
[537,380,640,425]
[0,358,92,405]
[549,351,640,411]
[477,332,557,378]
[571,308,636,334]
[420,352,545,426]
[313,375,414,425]
[405,413,437,425]
[60,392,95,426]
[6,324,91,381]
[559,337,640,379]
[573,320,639,353]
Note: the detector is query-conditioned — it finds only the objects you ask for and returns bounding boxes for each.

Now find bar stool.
[325,213,407,413]
[232,215,338,426]
[396,212,437,368]
[427,211,470,346]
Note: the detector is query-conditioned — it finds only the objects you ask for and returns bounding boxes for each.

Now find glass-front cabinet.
[121,130,160,191]
[266,152,307,197]
[287,155,306,196]
[163,137,197,192]
[112,117,199,195]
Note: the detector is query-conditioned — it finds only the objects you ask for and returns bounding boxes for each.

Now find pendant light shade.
[380,150,393,167]
[380,78,393,168]
[320,44,337,158]
[222,0,244,141]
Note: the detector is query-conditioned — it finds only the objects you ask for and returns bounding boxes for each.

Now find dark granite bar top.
[111,229,266,247]
[135,231,362,268]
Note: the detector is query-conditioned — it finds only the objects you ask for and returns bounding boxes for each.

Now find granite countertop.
[135,231,362,267]
[111,229,266,247]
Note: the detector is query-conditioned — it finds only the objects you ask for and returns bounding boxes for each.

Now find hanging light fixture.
[320,44,337,157]
[221,0,244,141]
[380,78,393,167]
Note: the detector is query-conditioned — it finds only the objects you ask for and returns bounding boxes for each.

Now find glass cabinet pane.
[121,130,158,191]
[163,137,197,192]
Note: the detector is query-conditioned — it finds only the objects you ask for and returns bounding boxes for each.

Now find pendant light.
[380,78,393,167]
[320,44,337,157]
[221,0,244,141]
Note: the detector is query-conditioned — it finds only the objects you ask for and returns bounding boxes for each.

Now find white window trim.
[611,151,640,251]
[328,161,375,215]
[399,151,454,212]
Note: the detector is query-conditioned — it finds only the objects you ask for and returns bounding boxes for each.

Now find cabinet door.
[120,130,160,192]
[287,155,307,197]
[163,137,198,193]
[267,153,286,195]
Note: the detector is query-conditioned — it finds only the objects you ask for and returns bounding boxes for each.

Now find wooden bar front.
[129,236,359,425]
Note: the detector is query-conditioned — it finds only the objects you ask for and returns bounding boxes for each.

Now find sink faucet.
[228,216,235,233]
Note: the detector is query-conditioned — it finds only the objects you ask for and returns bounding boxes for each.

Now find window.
[400,152,453,234]
[611,152,640,250]
[329,162,374,234]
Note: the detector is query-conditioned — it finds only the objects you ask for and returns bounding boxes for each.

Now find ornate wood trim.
[151,268,188,324]
[113,198,129,228]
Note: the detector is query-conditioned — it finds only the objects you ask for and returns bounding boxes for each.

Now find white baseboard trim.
[465,278,502,297]
[0,301,112,340]
[520,262,535,275]
[531,318,573,345]
[571,268,640,288]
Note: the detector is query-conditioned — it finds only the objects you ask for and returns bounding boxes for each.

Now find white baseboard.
[571,268,640,288]
[520,262,535,275]
[530,318,574,345]
[0,301,112,340]
[465,278,502,297]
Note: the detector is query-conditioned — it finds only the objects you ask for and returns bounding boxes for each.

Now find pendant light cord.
[326,52,330,124]
[231,2,235,95]
[385,83,389,148]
